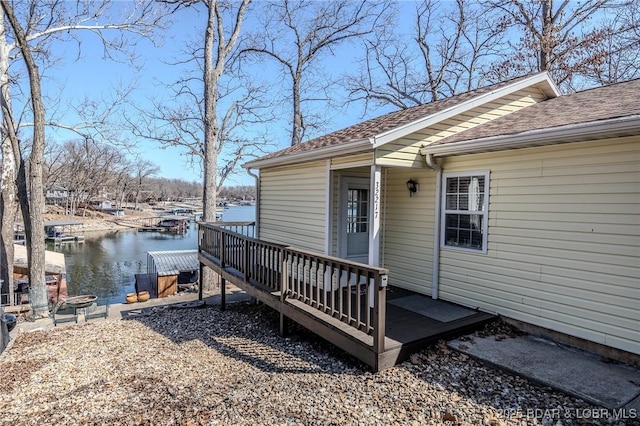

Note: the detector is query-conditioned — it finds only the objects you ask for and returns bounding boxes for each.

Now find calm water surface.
[53,206,255,303]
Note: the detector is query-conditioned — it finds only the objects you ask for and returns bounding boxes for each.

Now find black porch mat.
[388,295,475,323]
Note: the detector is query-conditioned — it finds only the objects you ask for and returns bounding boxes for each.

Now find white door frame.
[368,165,382,267]
[338,176,370,263]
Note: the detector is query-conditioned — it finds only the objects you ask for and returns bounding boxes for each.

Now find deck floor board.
[199,251,495,370]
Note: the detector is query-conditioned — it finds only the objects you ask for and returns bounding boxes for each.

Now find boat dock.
[137,215,190,233]
[44,220,85,245]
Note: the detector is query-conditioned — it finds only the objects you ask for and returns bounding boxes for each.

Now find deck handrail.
[198,223,388,353]
[281,247,388,353]
[199,222,284,291]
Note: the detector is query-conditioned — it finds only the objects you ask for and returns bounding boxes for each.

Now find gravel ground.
[0,303,632,426]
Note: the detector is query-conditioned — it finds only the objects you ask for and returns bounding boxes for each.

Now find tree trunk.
[201,1,220,292]
[539,0,553,71]
[200,0,249,292]
[2,1,49,316]
[0,192,14,306]
[0,11,16,305]
[291,74,302,146]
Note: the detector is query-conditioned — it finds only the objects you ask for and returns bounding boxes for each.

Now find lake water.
[54,205,255,304]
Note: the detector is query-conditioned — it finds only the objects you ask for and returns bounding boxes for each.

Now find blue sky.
[41,2,384,187]
[30,1,616,186]
[44,6,207,183]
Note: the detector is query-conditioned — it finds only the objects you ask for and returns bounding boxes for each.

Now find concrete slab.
[625,395,640,413]
[9,288,252,335]
[448,335,640,409]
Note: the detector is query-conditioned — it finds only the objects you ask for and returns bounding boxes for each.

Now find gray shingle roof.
[435,78,640,146]
[250,74,543,163]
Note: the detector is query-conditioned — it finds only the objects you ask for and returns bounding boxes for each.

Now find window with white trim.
[442,171,489,252]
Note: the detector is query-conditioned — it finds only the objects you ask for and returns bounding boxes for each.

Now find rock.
[442,412,457,422]
[0,303,610,425]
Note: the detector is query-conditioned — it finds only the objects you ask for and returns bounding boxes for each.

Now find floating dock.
[137,215,190,234]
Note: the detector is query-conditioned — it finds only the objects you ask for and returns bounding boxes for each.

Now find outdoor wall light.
[406,179,418,197]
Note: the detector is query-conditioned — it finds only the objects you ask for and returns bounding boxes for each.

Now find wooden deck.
[198,223,495,371]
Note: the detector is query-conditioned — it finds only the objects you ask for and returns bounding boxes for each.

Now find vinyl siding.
[331,153,374,169]
[376,87,548,167]
[437,136,640,355]
[380,168,437,294]
[259,161,327,253]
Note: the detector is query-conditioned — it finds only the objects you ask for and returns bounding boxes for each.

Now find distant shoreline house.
[242,72,639,362]
[45,185,69,206]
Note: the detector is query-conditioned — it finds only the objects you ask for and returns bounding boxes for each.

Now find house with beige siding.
[239,72,640,362]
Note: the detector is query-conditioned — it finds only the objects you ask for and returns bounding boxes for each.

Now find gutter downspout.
[246,168,260,238]
[425,153,441,300]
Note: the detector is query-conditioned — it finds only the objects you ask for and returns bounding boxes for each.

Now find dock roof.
[44,220,83,227]
[148,250,199,276]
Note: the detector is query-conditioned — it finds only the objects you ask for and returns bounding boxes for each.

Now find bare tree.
[201,0,251,226]
[586,2,640,85]
[244,0,389,145]
[145,177,202,201]
[142,0,250,290]
[133,1,269,207]
[130,159,158,209]
[345,1,506,112]
[0,0,163,311]
[51,139,127,216]
[130,72,271,193]
[484,0,636,89]
[2,0,49,315]
[0,7,20,304]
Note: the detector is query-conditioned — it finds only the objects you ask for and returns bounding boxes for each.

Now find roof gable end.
[245,72,559,169]
[371,72,559,147]
[422,77,640,157]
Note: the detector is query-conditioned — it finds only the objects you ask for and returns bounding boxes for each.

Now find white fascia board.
[243,138,372,169]
[421,115,640,157]
[371,72,558,148]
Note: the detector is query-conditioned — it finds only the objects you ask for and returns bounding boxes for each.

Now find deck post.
[220,278,226,311]
[279,252,289,336]
[198,262,204,301]
[197,224,205,303]
[372,273,387,358]
[279,312,289,337]
[220,229,226,311]
[243,238,250,282]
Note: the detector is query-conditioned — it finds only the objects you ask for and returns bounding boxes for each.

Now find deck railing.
[199,222,283,291]
[213,221,256,238]
[198,223,388,353]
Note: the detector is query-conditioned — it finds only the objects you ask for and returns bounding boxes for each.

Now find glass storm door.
[340,177,370,264]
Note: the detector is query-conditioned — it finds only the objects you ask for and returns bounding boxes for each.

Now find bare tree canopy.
[345,0,639,114]
[485,0,640,90]
[243,0,390,145]
[0,0,165,311]
[345,0,508,112]
[131,0,270,197]
[586,1,640,85]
